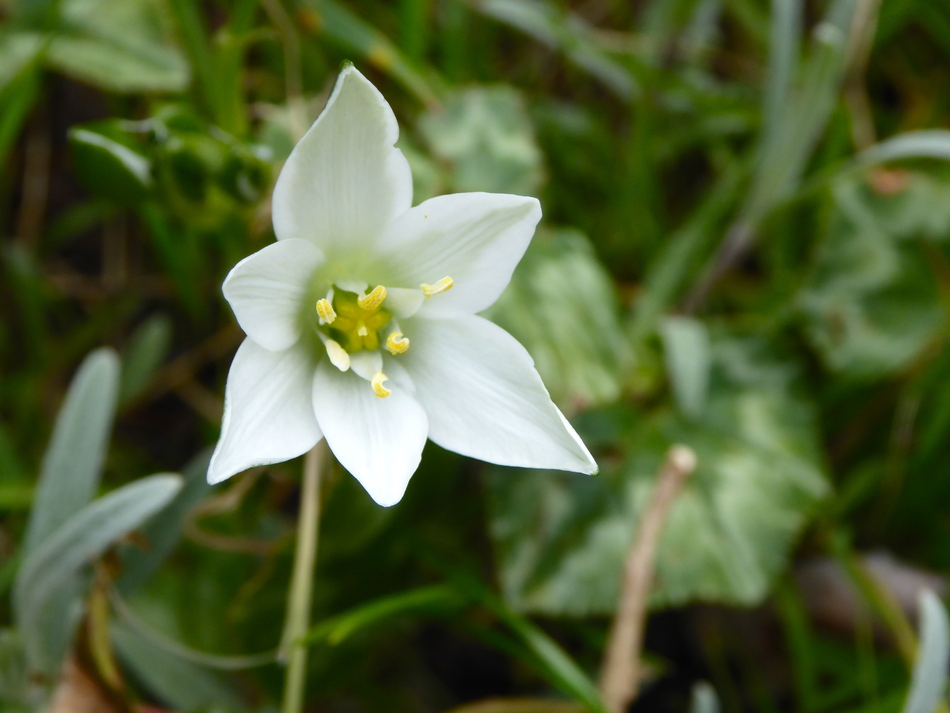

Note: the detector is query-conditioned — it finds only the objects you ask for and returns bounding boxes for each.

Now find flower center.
[313,276,454,398]
[319,286,391,353]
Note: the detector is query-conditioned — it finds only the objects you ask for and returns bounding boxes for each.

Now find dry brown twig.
[598,445,698,713]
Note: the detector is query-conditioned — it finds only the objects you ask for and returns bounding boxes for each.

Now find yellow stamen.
[371,372,391,398]
[385,332,410,355]
[421,276,454,298]
[357,285,387,309]
[316,298,337,324]
[325,339,350,371]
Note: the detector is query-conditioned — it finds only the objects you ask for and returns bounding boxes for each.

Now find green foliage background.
[2,0,950,711]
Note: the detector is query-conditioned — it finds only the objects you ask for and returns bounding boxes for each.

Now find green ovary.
[327,289,391,352]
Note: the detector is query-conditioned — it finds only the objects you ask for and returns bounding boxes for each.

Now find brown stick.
[598,445,698,713]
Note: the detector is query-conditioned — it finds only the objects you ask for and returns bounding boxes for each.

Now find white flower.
[208,66,597,506]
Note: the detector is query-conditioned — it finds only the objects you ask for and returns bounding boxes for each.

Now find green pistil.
[327,289,391,352]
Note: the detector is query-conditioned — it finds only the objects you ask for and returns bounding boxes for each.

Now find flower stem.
[598,445,697,713]
[280,443,324,713]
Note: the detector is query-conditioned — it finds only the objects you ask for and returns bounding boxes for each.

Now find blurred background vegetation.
[3,0,950,711]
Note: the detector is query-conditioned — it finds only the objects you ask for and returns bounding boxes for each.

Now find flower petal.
[223,239,323,351]
[402,315,597,474]
[272,65,412,265]
[312,360,428,506]
[208,340,322,484]
[373,192,541,316]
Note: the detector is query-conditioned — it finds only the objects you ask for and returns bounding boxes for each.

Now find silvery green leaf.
[901,590,949,713]
[420,85,543,195]
[690,681,721,713]
[489,229,629,408]
[23,347,119,554]
[799,178,945,379]
[490,331,828,613]
[14,474,182,676]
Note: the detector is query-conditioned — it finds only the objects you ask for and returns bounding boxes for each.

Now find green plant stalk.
[280,444,324,713]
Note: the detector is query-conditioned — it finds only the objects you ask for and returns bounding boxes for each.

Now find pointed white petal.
[208,340,322,484]
[272,66,412,264]
[403,315,597,474]
[384,287,425,319]
[222,239,323,351]
[349,350,383,380]
[374,193,541,315]
[312,360,428,507]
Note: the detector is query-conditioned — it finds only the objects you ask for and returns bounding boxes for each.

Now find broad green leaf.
[489,229,629,408]
[901,590,949,713]
[490,331,829,614]
[660,316,711,420]
[799,177,946,379]
[14,474,182,676]
[420,85,543,195]
[23,347,119,554]
[45,0,188,93]
[118,313,173,404]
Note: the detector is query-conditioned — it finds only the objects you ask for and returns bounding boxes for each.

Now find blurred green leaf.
[14,474,182,676]
[117,450,211,594]
[420,85,543,195]
[112,621,244,712]
[299,0,441,106]
[490,331,829,613]
[748,0,857,221]
[466,0,636,99]
[489,229,630,408]
[23,347,119,554]
[900,591,949,713]
[690,682,721,713]
[118,313,173,405]
[0,630,32,713]
[68,123,153,205]
[660,316,712,420]
[798,177,946,379]
[42,0,188,93]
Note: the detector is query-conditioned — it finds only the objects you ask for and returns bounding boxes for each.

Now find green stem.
[280,443,324,713]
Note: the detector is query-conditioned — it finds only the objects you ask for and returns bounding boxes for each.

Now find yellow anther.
[371,372,391,398]
[316,298,336,324]
[325,339,350,371]
[421,276,454,298]
[385,332,410,355]
[357,285,387,309]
